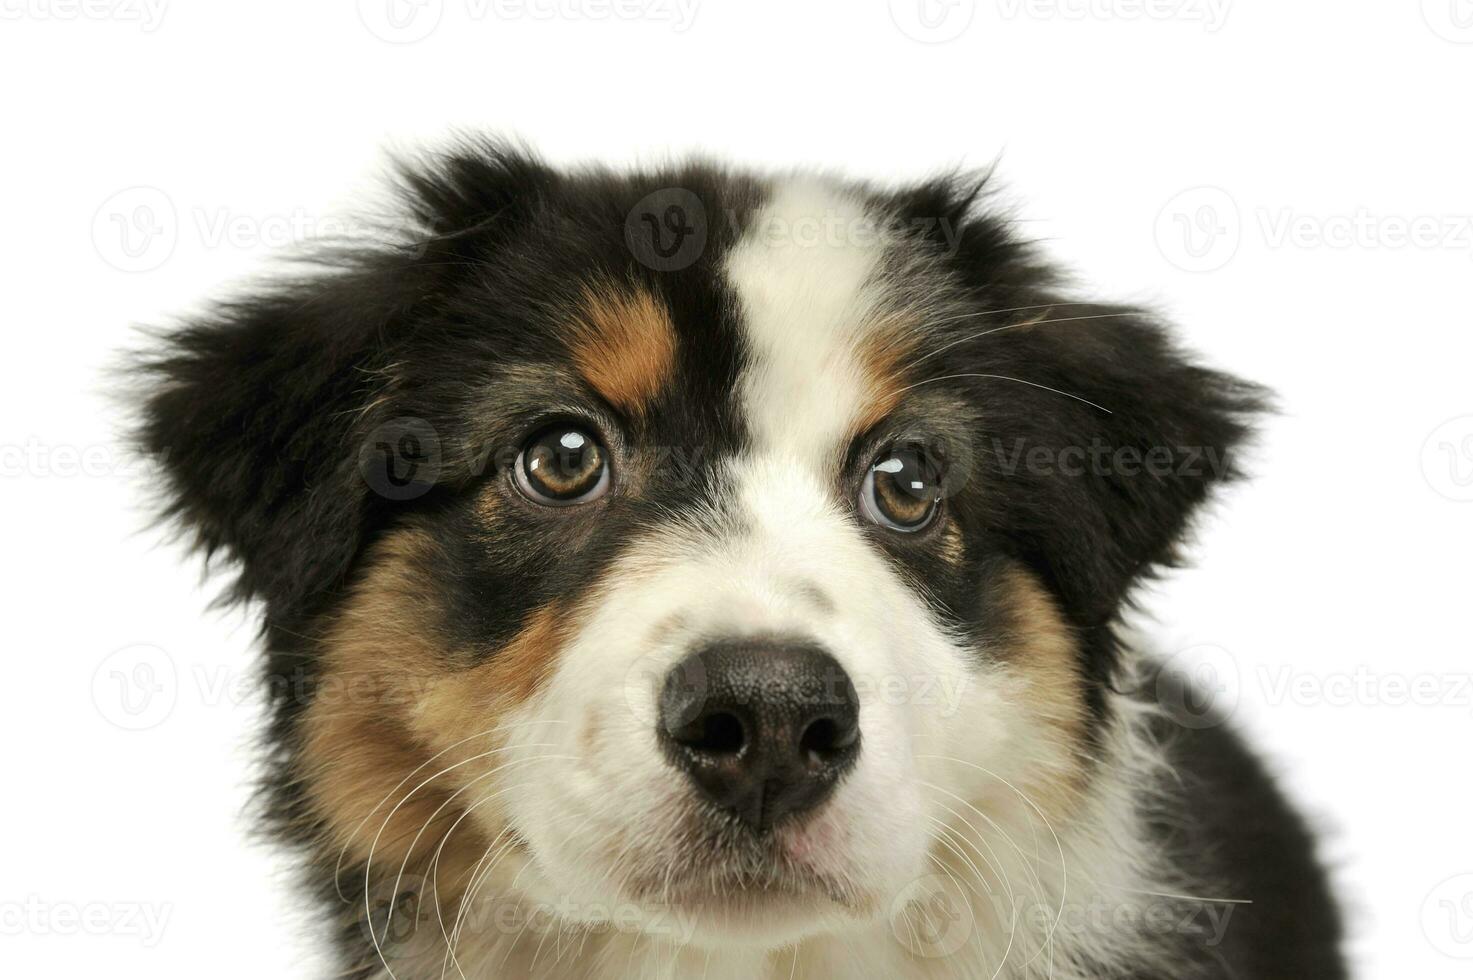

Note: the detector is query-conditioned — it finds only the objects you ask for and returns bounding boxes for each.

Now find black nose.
[658,641,861,832]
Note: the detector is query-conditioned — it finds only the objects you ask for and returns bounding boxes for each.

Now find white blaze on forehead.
[725,179,890,462]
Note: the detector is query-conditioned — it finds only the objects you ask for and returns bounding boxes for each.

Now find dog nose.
[658,641,861,831]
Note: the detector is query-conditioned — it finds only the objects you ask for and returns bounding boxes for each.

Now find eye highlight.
[859,445,943,532]
[514,424,610,505]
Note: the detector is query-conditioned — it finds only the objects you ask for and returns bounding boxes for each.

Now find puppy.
[137,140,1344,979]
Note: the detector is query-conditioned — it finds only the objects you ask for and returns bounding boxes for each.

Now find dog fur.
[136,139,1344,979]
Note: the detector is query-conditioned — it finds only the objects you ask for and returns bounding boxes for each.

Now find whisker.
[893,373,1112,414]
[364,747,573,976]
[426,783,548,980]
[925,822,991,901]
[385,750,568,937]
[920,301,1094,331]
[914,756,1072,957]
[912,310,1139,367]
[333,718,566,901]
[450,826,526,958]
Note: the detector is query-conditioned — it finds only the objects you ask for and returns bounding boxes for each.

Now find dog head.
[139,141,1260,969]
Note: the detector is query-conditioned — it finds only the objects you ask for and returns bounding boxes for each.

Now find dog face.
[140,143,1258,969]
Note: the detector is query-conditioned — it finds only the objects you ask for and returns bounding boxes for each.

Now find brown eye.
[514,424,610,505]
[859,446,942,532]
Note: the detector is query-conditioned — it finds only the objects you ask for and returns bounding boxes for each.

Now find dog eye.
[514,424,610,505]
[859,446,942,532]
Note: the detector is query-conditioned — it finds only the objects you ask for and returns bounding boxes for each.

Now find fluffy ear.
[137,275,404,619]
[890,175,1267,634]
[971,306,1268,632]
[135,140,552,619]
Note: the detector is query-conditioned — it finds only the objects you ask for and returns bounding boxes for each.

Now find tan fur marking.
[298,528,570,896]
[569,281,677,415]
[853,315,918,434]
[995,563,1090,817]
[414,603,569,737]
[937,522,966,566]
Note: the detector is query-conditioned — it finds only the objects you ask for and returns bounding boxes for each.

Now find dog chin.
[525,816,889,949]
[606,863,874,949]
[660,885,864,948]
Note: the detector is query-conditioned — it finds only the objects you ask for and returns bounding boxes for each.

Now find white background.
[2,2,1470,977]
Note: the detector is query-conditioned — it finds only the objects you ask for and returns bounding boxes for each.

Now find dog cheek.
[296,527,585,879]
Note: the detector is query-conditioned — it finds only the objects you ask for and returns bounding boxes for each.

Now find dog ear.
[136,141,553,619]
[885,175,1266,632]
[967,306,1268,632]
[137,274,412,620]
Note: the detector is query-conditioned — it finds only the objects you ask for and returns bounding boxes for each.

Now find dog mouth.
[617,812,868,918]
